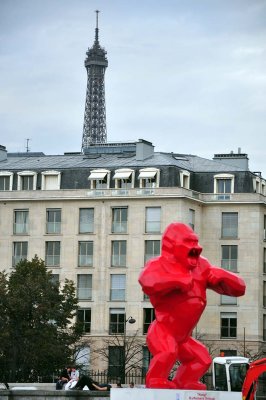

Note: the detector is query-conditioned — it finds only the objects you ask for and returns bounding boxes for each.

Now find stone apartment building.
[0,140,266,373]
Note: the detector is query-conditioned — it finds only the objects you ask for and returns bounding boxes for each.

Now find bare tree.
[92,330,145,383]
[193,328,220,359]
[238,342,266,362]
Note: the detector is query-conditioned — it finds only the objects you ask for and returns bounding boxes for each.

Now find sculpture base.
[111,388,242,400]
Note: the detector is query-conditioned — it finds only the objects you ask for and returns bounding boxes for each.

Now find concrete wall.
[0,389,110,400]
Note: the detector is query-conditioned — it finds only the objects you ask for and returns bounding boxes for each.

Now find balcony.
[0,187,265,204]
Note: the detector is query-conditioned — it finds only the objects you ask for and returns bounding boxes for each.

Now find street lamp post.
[122,316,136,384]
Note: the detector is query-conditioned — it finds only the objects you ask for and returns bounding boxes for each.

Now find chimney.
[213,150,249,170]
[0,145,7,161]
[136,139,154,161]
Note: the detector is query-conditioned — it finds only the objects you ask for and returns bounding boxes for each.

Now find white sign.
[111,388,242,400]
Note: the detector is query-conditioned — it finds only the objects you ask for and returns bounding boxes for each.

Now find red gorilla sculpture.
[138,223,245,390]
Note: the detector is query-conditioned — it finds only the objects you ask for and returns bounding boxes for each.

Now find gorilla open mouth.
[188,248,201,267]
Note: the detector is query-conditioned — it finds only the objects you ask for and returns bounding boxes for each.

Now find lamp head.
[127,316,136,324]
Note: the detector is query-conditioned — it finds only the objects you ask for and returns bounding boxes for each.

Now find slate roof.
[0,151,247,174]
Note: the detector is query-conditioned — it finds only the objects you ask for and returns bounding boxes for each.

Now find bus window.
[214,363,228,391]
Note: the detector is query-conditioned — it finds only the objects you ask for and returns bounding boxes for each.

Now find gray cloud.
[0,0,266,176]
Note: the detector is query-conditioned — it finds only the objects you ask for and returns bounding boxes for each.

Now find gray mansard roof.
[1,151,248,173]
[0,140,259,193]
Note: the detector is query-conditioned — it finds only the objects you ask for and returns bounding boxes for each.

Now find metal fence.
[84,370,146,386]
[19,370,213,387]
[70,370,214,388]
[6,369,266,396]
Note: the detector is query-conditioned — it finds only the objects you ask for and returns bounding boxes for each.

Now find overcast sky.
[0,0,266,176]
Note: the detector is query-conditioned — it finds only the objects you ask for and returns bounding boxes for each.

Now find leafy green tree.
[0,256,82,382]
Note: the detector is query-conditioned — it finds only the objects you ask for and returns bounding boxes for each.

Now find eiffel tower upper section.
[82,11,108,151]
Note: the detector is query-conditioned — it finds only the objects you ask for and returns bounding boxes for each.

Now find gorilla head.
[161,223,202,269]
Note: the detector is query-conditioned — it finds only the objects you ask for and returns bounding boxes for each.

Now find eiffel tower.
[82,10,108,151]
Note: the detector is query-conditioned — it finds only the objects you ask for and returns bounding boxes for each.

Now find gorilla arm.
[138,258,193,297]
[207,264,246,297]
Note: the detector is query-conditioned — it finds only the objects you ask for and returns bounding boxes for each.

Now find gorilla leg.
[172,337,211,390]
[145,322,178,389]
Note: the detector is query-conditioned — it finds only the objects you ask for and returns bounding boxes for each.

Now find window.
[0,175,10,190]
[145,207,161,233]
[221,295,237,305]
[46,209,61,234]
[143,293,150,301]
[112,207,128,233]
[21,175,33,190]
[50,274,59,286]
[17,171,37,190]
[79,208,94,233]
[213,361,228,391]
[77,309,91,333]
[264,248,266,274]
[0,172,13,191]
[45,241,60,266]
[111,241,126,267]
[13,242,28,267]
[214,174,234,199]
[88,169,110,189]
[142,346,152,375]
[189,209,195,230]
[264,216,266,241]
[13,210,29,234]
[180,170,190,189]
[221,212,238,238]
[143,308,155,334]
[217,179,231,193]
[264,315,266,341]
[110,274,126,301]
[262,181,266,196]
[108,346,124,377]
[109,308,125,334]
[220,349,237,357]
[75,346,91,370]
[144,240,160,263]
[77,274,92,300]
[138,168,160,188]
[253,176,261,193]
[220,312,237,339]
[78,241,93,267]
[221,245,238,272]
[113,169,134,189]
[264,282,266,308]
[41,171,61,190]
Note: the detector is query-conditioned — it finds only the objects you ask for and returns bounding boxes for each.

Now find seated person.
[71,375,111,391]
[65,366,79,390]
[56,367,71,390]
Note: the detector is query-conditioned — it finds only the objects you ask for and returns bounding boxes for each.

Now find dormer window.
[41,171,61,190]
[0,171,13,191]
[214,174,234,197]
[138,168,160,188]
[113,169,134,189]
[262,180,266,196]
[88,169,110,189]
[253,176,265,194]
[17,171,37,190]
[180,170,190,189]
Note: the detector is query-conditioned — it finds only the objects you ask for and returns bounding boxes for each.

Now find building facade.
[0,141,266,373]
